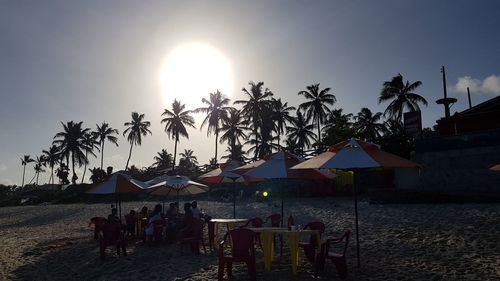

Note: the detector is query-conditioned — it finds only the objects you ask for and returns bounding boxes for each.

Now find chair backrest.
[101,223,121,244]
[303,221,325,244]
[190,218,205,239]
[89,216,107,227]
[287,215,294,229]
[225,228,255,258]
[249,217,264,227]
[266,214,281,227]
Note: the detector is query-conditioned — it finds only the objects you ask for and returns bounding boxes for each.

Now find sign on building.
[404,110,422,138]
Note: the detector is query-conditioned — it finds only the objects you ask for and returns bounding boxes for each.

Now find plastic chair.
[89,217,107,240]
[179,218,207,255]
[99,222,126,260]
[153,219,166,243]
[299,221,325,265]
[265,214,281,227]
[218,228,257,281]
[240,217,264,228]
[287,214,294,229]
[315,230,351,279]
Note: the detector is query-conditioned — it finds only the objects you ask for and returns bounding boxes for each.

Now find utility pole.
[436,66,457,118]
[467,87,472,109]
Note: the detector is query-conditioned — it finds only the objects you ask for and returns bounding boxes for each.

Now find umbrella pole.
[353,171,360,267]
[281,180,284,227]
[118,194,122,220]
[233,180,236,219]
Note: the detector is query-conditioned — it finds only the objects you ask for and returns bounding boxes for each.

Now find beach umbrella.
[199,160,264,218]
[147,175,208,205]
[234,151,334,225]
[490,163,500,171]
[291,138,419,267]
[86,172,146,218]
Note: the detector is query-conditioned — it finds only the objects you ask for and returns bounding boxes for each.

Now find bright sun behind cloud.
[160,42,233,108]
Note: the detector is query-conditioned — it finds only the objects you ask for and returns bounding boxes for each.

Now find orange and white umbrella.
[490,163,500,171]
[146,175,208,205]
[292,139,419,267]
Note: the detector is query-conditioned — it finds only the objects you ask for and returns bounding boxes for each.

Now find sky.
[1,0,499,185]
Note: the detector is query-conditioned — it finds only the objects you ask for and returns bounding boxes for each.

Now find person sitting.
[166,203,178,220]
[124,210,137,238]
[144,204,163,244]
[107,208,120,224]
[191,201,201,219]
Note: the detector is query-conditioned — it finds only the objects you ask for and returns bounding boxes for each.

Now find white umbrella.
[147,175,208,204]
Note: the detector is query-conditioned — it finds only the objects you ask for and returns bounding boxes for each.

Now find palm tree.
[298,83,336,148]
[81,132,99,183]
[221,144,247,163]
[153,149,173,170]
[53,121,92,184]
[161,100,195,172]
[179,149,199,170]
[123,112,152,170]
[323,109,355,145]
[219,108,249,149]
[379,73,427,122]
[20,155,34,187]
[286,110,316,156]
[271,98,295,149]
[93,122,119,169]
[195,90,231,162]
[234,81,273,159]
[354,108,385,142]
[42,145,60,184]
[32,155,46,185]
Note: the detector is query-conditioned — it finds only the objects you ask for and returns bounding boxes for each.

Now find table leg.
[287,233,300,274]
[261,231,275,271]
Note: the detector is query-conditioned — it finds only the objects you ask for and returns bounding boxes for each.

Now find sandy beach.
[1,198,499,281]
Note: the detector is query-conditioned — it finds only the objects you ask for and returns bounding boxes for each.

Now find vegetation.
[15,74,429,192]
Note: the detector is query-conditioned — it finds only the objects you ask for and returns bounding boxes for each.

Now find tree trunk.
[125,142,133,171]
[317,118,321,150]
[172,134,178,173]
[29,173,36,185]
[72,153,76,184]
[100,141,104,169]
[50,166,54,184]
[22,164,26,187]
[81,151,88,184]
[36,171,39,185]
[214,130,218,162]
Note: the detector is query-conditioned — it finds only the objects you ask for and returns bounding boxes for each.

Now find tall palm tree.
[20,155,34,187]
[234,81,273,160]
[153,149,173,170]
[42,145,60,184]
[81,132,99,183]
[123,112,152,171]
[93,122,119,169]
[53,121,92,184]
[379,73,427,122]
[298,83,336,147]
[286,110,316,156]
[32,155,46,185]
[354,108,385,142]
[271,98,295,149]
[195,90,231,162]
[221,144,247,163]
[219,108,249,149]
[161,100,195,172]
[322,109,355,145]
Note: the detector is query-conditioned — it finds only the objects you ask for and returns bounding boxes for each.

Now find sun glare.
[160,43,233,108]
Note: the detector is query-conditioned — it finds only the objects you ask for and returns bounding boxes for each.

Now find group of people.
[107,201,209,244]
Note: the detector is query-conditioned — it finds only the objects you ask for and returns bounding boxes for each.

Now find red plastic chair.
[218,228,257,281]
[99,222,126,259]
[240,217,264,228]
[179,218,207,255]
[89,217,107,240]
[265,214,281,227]
[299,221,325,265]
[153,219,166,243]
[315,230,351,279]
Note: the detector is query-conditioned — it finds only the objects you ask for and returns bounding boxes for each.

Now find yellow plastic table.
[248,227,320,274]
[211,218,249,245]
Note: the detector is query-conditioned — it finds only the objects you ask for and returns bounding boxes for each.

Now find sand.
[0,198,499,281]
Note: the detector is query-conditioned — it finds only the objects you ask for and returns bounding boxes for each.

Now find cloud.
[453,74,500,95]
[0,164,6,171]
[0,178,15,185]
